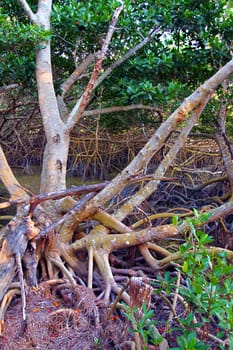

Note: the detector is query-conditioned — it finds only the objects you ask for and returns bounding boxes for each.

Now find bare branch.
[0,84,19,92]
[38,192,96,238]
[0,182,110,210]
[83,104,162,117]
[66,6,123,130]
[100,6,123,60]
[0,174,163,211]
[94,27,161,90]
[114,99,210,221]
[61,53,96,98]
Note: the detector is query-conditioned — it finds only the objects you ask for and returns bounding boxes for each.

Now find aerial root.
[138,243,161,270]
[94,249,130,304]
[0,288,21,334]
[87,245,94,288]
[47,254,76,287]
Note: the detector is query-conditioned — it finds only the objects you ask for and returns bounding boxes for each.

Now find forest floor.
[0,243,226,350]
[0,269,190,350]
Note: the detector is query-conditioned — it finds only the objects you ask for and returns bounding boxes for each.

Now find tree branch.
[94,27,161,91]
[65,26,161,130]
[0,145,29,201]
[60,53,96,98]
[66,6,123,130]
[17,0,38,23]
[83,104,162,117]
[114,99,210,221]
[0,182,110,210]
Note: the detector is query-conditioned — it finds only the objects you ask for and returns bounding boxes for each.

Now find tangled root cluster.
[0,282,128,350]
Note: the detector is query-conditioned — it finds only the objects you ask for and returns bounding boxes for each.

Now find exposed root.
[48,254,76,287]
[0,288,21,334]
[94,249,130,304]
[138,243,161,270]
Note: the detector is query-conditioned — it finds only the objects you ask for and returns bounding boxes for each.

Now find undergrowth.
[124,210,233,349]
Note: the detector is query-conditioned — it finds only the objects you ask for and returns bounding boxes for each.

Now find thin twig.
[15,253,26,321]
[87,246,94,288]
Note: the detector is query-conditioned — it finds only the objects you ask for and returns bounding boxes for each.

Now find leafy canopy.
[0,0,232,131]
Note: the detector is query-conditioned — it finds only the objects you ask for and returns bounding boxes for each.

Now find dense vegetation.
[0,1,233,349]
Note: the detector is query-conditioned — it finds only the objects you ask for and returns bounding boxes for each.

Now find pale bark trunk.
[33,1,68,192]
[36,40,69,192]
[17,1,123,194]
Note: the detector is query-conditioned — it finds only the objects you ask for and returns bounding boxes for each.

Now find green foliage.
[124,302,163,349]
[172,335,208,350]
[0,6,51,84]
[178,213,233,348]
[93,336,102,349]
[1,0,233,131]
[153,210,233,349]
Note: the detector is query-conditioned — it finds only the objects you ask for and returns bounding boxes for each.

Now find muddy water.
[0,167,98,225]
[0,166,97,196]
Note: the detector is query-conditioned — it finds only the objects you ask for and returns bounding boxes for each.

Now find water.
[0,166,98,225]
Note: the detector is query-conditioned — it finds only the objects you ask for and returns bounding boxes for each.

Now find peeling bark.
[61,53,96,98]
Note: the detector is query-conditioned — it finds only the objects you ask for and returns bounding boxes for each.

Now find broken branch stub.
[129,277,153,311]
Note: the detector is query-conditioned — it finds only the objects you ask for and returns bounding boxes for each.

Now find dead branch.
[39,192,96,239]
